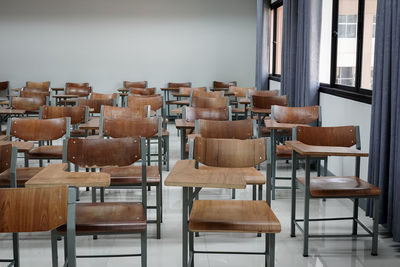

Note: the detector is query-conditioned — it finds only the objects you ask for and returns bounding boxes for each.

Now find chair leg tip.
[303,254,308,257]
[290,234,296,238]
[371,252,378,256]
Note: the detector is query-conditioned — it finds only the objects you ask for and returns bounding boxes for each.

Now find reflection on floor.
[0,123,398,267]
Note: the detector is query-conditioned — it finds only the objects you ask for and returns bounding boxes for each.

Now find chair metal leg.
[258,185,262,200]
[252,185,256,200]
[51,230,58,267]
[303,157,311,257]
[12,232,20,267]
[265,233,270,266]
[231,189,236,199]
[63,236,68,262]
[141,230,147,267]
[372,197,379,256]
[100,188,104,202]
[290,153,297,237]
[156,185,161,239]
[352,198,359,235]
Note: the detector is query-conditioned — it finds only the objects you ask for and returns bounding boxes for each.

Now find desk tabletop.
[165,160,246,189]
[0,141,35,152]
[285,140,369,157]
[238,98,250,105]
[264,119,311,130]
[0,100,9,105]
[0,108,26,115]
[175,119,195,129]
[53,94,79,98]
[25,163,111,188]
[79,117,100,130]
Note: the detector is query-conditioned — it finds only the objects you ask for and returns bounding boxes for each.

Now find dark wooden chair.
[99,116,163,239]
[210,81,237,91]
[57,137,147,266]
[40,105,89,137]
[124,81,148,89]
[186,137,280,267]
[7,117,70,167]
[0,81,8,91]
[291,125,381,257]
[269,105,321,200]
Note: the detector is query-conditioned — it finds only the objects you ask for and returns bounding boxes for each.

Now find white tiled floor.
[0,123,399,266]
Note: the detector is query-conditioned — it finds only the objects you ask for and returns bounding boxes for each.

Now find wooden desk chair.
[270,105,321,199]
[11,95,47,114]
[168,82,191,88]
[7,117,70,167]
[190,119,261,200]
[66,82,89,88]
[26,81,50,90]
[90,92,118,100]
[77,98,115,114]
[0,185,69,267]
[19,90,50,108]
[99,116,163,239]
[210,80,237,91]
[191,95,229,109]
[291,126,381,256]
[228,86,255,117]
[101,105,150,120]
[187,137,280,267]
[124,81,148,89]
[40,105,89,137]
[0,81,8,92]
[251,95,287,136]
[168,87,207,105]
[130,87,156,95]
[57,136,147,266]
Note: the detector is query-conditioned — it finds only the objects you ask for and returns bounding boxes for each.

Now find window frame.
[269,0,283,80]
[323,0,373,104]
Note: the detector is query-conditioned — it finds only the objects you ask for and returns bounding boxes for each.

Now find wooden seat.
[189,200,280,233]
[57,202,146,234]
[296,176,381,197]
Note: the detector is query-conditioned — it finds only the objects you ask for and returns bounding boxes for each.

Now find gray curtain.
[255,0,271,91]
[368,0,400,242]
[280,0,322,106]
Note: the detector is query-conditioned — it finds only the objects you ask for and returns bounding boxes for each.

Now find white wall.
[0,0,257,93]
[320,92,371,180]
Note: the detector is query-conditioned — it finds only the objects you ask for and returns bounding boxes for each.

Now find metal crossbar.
[77,253,141,258]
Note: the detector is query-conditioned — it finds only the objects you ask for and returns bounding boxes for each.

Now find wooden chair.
[66,82,89,88]
[186,137,280,267]
[58,137,147,266]
[168,87,206,105]
[40,105,89,137]
[210,81,237,91]
[101,105,150,120]
[99,116,163,239]
[168,82,191,88]
[124,81,148,88]
[65,85,91,98]
[90,92,118,100]
[77,98,115,114]
[183,106,231,122]
[191,96,228,109]
[0,185,69,267]
[270,105,321,200]
[291,126,381,257]
[228,86,255,117]
[0,81,8,91]
[11,95,46,113]
[7,117,70,167]
[191,90,224,98]
[26,81,50,91]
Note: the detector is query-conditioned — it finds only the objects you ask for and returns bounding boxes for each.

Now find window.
[319,0,377,103]
[270,0,283,77]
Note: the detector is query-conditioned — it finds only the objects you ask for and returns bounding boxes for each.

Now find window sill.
[319,85,372,104]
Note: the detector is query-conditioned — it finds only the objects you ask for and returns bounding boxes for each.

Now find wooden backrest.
[296,126,358,147]
[22,87,49,93]
[229,86,255,98]
[41,105,86,125]
[103,105,147,120]
[197,119,254,139]
[103,116,160,138]
[168,82,191,88]
[66,82,89,88]
[191,96,228,108]
[192,90,224,98]
[90,92,118,100]
[0,81,9,91]
[213,81,237,88]
[184,107,229,122]
[11,96,45,111]
[26,81,50,90]
[0,186,68,233]
[273,105,319,124]
[78,98,114,113]
[130,87,155,95]
[249,90,279,97]
[20,90,50,99]
[193,137,266,167]
[67,137,141,167]
[0,143,12,173]
[179,87,206,95]
[124,81,147,89]
[252,95,287,109]
[10,117,67,141]
[127,95,163,111]
[65,86,92,97]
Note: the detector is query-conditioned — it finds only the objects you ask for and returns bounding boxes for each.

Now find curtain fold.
[367,0,400,242]
[280,0,322,106]
[255,0,271,91]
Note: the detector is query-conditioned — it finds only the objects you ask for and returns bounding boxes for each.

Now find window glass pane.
[361,0,377,89]
[319,0,333,84]
[336,0,358,87]
[275,6,283,75]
